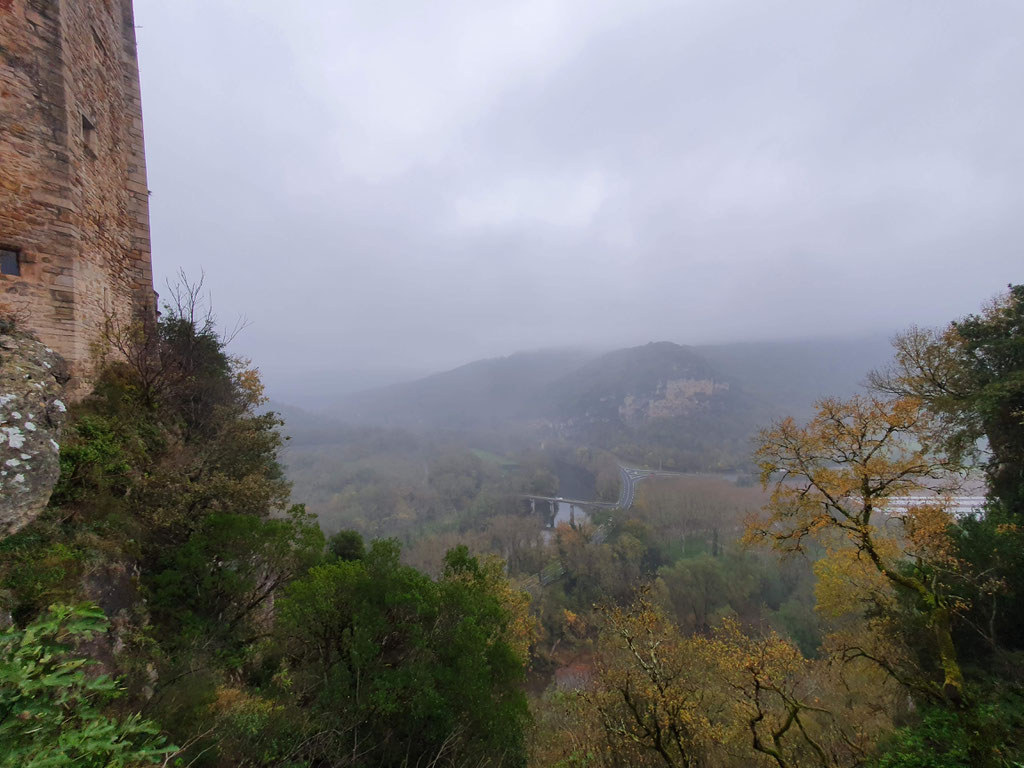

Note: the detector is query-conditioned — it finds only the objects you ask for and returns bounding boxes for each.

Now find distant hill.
[335,348,599,432]
[546,342,747,424]
[699,334,894,419]
[326,335,895,470]
[540,342,768,470]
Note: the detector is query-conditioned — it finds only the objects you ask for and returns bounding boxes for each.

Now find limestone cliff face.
[619,377,730,427]
[0,329,69,537]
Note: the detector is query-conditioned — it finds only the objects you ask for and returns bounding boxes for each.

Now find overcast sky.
[134,0,1023,400]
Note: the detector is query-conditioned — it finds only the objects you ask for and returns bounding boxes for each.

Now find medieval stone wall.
[0,0,153,386]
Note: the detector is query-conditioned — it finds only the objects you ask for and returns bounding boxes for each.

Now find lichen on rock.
[0,329,69,537]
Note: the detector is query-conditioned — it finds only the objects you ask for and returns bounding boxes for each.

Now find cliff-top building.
[0,0,154,385]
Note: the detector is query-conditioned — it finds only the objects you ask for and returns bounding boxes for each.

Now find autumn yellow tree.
[571,595,884,768]
[721,618,829,767]
[869,285,1024,515]
[587,596,723,767]
[747,395,967,705]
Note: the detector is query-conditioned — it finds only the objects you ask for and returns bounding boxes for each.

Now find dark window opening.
[0,248,20,277]
[82,114,97,154]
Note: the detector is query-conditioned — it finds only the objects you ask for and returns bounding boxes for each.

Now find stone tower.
[0,0,154,385]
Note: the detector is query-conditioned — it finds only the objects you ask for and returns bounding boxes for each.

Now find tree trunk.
[932,606,966,706]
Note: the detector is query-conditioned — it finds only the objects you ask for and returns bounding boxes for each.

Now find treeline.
[0,287,531,767]
[285,419,568,540]
[2,284,1022,767]
[531,285,1024,766]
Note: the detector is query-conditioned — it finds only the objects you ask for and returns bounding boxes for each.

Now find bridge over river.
[518,468,988,593]
[522,465,694,516]
[521,465,689,531]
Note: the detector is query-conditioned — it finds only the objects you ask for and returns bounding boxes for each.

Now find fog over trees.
[4,2,1024,767]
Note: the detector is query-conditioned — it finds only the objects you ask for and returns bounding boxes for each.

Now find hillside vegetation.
[329,337,892,472]
[1,284,1022,767]
[0,292,529,767]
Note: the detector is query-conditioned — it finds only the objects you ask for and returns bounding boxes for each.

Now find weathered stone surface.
[0,330,68,536]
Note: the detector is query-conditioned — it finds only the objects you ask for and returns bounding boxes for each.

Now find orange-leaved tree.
[746,395,968,705]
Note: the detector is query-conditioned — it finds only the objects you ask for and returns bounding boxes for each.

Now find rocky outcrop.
[0,329,69,537]
[619,377,730,426]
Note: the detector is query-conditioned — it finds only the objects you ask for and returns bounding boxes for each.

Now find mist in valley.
[8,1,1018,765]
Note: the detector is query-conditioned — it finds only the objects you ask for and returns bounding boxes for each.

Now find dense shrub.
[0,604,172,768]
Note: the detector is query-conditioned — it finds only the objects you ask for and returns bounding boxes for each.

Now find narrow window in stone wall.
[0,248,20,276]
[82,114,97,155]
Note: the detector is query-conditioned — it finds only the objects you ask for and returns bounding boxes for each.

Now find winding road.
[522,464,678,512]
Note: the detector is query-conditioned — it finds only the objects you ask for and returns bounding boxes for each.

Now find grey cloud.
[134,0,1024,401]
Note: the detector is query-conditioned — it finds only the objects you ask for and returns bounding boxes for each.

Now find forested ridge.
[1,284,1022,767]
[327,336,894,474]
